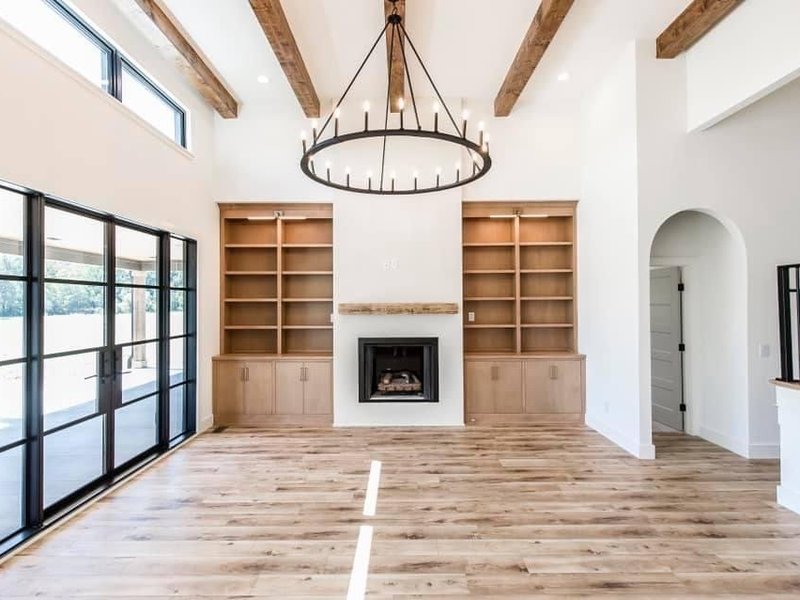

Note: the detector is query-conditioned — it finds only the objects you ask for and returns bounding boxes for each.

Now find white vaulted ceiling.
[156,0,688,115]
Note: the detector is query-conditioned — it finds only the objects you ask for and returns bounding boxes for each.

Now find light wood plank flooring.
[1,426,799,598]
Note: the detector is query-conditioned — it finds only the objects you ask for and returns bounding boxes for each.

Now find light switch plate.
[468,311,476,322]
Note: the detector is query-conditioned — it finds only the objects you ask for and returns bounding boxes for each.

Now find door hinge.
[678,343,686,352]
[679,403,687,412]
[678,283,685,292]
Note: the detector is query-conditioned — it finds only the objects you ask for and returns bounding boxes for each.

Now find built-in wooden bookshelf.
[220,203,333,355]
[462,202,577,355]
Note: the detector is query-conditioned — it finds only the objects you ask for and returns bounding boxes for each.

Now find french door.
[0,185,196,554]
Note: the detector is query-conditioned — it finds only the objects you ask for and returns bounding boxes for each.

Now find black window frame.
[10,0,188,148]
[0,179,198,558]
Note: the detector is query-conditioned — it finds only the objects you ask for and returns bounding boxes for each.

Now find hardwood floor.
[1,426,799,598]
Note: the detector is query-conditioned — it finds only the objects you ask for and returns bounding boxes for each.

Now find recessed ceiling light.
[557,71,570,82]
[257,74,270,84]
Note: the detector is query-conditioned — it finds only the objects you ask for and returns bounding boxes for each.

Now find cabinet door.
[275,361,304,415]
[465,361,495,414]
[214,360,246,418]
[524,360,583,414]
[243,362,275,415]
[547,360,583,414]
[303,362,332,415]
[493,361,523,413]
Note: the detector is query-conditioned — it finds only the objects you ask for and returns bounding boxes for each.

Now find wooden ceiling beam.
[384,0,405,112]
[657,0,744,59]
[249,0,320,118]
[494,0,575,117]
[132,0,238,118]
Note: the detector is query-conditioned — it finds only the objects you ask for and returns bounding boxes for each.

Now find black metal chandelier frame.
[299,1,492,195]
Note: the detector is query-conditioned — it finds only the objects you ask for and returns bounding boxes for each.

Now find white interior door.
[650,267,684,431]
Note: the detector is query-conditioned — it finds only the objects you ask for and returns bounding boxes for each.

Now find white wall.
[332,191,464,426]
[0,0,219,430]
[578,43,653,458]
[636,40,800,458]
[686,0,800,131]
[651,211,748,454]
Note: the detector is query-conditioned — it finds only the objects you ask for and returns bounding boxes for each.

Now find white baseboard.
[698,426,748,458]
[585,413,655,459]
[748,442,780,459]
[778,485,800,515]
[198,414,214,433]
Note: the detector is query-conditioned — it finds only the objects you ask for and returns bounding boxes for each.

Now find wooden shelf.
[225,271,277,276]
[462,201,577,355]
[220,204,334,355]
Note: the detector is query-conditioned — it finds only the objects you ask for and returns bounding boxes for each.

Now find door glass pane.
[115,395,157,467]
[170,291,185,336]
[45,207,105,282]
[121,64,179,142]
[121,342,158,402]
[169,337,185,385]
[0,364,25,447]
[116,227,158,285]
[169,385,185,439]
[43,352,99,431]
[0,446,23,540]
[44,283,105,354]
[0,1,111,91]
[0,189,24,276]
[0,280,24,361]
[44,416,104,507]
[170,238,185,287]
[116,287,158,344]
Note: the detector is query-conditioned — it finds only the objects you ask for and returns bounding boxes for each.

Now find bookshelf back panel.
[283,219,332,245]
[226,276,277,299]
[519,217,573,243]
[464,246,515,271]
[463,218,514,244]
[283,274,333,299]
[464,300,515,325]
[226,248,277,271]
[465,328,516,354]
[522,328,573,353]
[225,220,277,245]
[284,301,333,327]
[464,273,515,298]
[226,329,278,354]
[520,272,573,297]
[226,303,277,327]
[283,329,333,354]
[283,247,332,271]
[521,299,573,325]
[520,246,572,270]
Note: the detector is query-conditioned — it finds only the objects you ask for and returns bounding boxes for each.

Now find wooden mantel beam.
[384,0,405,112]
[657,0,744,59]
[249,0,320,118]
[131,0,238,118]
[494,0,575,117]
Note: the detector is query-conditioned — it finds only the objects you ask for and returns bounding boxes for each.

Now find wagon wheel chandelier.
[299,0,492,195]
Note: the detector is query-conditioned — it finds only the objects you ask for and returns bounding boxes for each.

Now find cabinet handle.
[549,365,558,380]
[300,366,307,382]
[240,367,246,382]
[246,366,250,381]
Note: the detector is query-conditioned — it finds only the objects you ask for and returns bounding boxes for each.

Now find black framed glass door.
[0,182,197,555]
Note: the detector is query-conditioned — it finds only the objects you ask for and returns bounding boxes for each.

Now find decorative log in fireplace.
[358,337,438,403]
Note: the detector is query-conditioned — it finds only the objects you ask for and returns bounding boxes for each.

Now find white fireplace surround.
[332,190,464,427]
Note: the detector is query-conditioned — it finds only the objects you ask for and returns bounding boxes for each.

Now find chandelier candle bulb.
[478,121,485,147]
[326,161,332,182]
[398,98,405,129]
[433,102,440,132]
[462,110,469,137]
[334,108,341,137]
[435,166,442,188]
[363,101,370,131]
[311,119,319,142]
[345,167,351,188]
[391,171,396,192]
[300,131,307,153]
[455,162,461,183]
[413,170,419,191]
[310,158,315,175]
[367,170,373,191]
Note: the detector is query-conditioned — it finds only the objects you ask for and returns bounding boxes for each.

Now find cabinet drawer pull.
[549,365,558,380]
[246,366,250,381]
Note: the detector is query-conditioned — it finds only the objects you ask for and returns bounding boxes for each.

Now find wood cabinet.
[465,355,585,424]
[275,361,332,416]
[213,356,331,426]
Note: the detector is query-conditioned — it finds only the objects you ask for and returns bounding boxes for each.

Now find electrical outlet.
[468,311,476,322]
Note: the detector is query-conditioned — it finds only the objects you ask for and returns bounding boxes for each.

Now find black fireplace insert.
[358,337,439,403]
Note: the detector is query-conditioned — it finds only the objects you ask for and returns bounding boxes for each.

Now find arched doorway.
[648,210,749,454]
